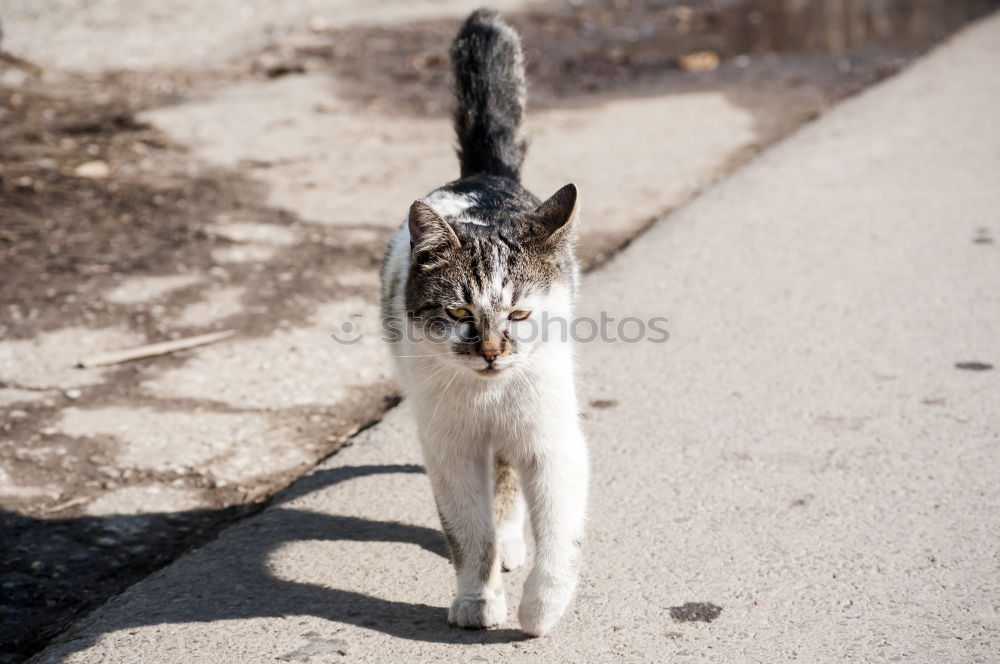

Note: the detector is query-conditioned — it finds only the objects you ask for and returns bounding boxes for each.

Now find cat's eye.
[445,307,472,320]
[509,310,532,321]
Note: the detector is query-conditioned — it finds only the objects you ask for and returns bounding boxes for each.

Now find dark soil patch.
[278,0,999,118]
[0,71,385,343]
[954,361,993,371]
[0,66,388,664]
[670,601,723,623]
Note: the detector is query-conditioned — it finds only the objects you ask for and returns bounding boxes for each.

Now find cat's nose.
[479,343,502,363]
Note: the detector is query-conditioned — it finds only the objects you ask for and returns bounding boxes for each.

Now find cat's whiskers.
[410,360,456,393]
[427,366,462,427]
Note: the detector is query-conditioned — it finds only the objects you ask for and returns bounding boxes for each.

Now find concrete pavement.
[0,0,536,71]
[2,2,900,656]
[30,11,1000,664]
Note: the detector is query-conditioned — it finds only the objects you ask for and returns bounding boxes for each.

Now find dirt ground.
[2,0,997,661]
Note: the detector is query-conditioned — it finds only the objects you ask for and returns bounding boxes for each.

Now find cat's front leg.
[517,427,588,636]
[425,443,507,629]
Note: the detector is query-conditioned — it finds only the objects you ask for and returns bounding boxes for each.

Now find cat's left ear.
[531,183,579,245]
[409,200,461,255]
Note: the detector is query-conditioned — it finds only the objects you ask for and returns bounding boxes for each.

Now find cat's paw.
[499,533,527,571]
[448,594,507,629]
[517,573,576,637]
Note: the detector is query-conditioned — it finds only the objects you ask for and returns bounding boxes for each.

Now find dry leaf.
[679,50,720,73]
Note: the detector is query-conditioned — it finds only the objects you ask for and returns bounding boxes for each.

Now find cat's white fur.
[424,189,479,220]
[382,191,588,636]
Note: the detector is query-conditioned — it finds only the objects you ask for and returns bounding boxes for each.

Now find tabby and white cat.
[380,9,587,636]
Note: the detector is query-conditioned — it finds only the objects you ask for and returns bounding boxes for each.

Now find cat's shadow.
[19,464,529,661]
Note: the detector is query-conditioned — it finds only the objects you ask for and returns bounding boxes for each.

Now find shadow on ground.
[3,464,529,663]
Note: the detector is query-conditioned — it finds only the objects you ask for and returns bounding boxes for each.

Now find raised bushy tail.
[450,9,527,181]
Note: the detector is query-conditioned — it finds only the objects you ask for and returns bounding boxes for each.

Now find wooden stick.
[42,495,91,514]
[0,50,44,74]
[77,330,235,368]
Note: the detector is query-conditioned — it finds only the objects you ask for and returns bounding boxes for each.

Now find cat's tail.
[450,9,527,181]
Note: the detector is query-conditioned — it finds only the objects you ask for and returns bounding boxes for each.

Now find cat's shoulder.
[434,175,540,222]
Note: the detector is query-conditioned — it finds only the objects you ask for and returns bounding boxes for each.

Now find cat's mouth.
[474,365,504,377]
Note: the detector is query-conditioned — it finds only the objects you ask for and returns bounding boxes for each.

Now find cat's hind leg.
[494,455,527,572]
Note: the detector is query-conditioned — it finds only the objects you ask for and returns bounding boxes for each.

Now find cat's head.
[404,184,579,377]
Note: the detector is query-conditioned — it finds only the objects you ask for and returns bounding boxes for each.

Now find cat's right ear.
[409,200,461,258]
[531,183,579,246]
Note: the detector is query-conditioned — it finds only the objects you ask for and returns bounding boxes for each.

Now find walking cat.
[380,9,588,636]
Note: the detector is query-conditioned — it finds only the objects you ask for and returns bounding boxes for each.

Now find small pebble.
[679,50,719,73]
[308,15,328,32]
[74,160,110,179]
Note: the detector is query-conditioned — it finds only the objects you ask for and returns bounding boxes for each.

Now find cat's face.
[404,185,578,377]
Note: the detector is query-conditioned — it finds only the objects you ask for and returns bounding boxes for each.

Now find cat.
[380,9,588,637]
